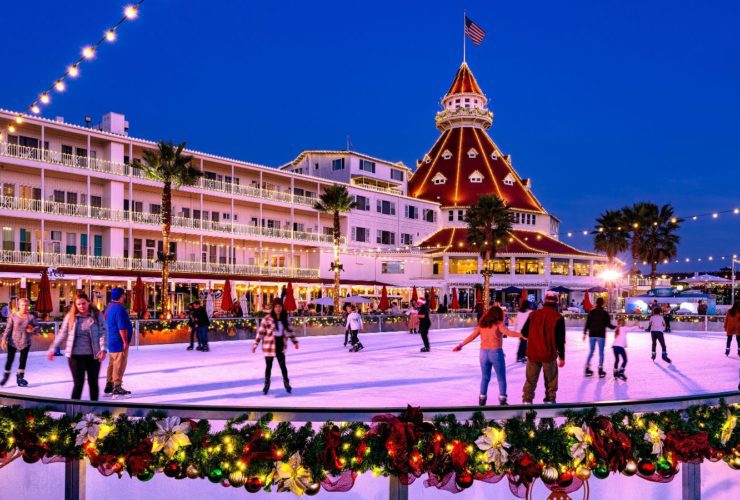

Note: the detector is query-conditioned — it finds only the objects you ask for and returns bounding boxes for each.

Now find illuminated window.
[441,149,453,160]
[573,260,591,276]
[449,257,478,274]
[551,258,569,276]
[503,173,515,186]
[488,258,510,274]
[467,148,478,158]
[381,261,405,274]
[432,173,447,185]
[469,170,484,183]
[515,258,544,275]
[423,154,432,164]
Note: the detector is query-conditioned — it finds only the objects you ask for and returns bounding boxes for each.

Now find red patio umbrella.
[450,287,460,310]
[35,271,53,318]
[583,292,593,312]
[221,279,234,313]
[429,288,437,310]
[378,286,390,311]
[283,282,297,312]
[132,276,148,317]
[519,288,528,309]
[411,286,418,303]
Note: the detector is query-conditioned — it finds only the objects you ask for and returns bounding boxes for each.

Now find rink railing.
[0,390,738,500]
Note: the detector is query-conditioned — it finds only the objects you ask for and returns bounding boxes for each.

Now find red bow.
[590,417,632,471]
[665,430,713,463]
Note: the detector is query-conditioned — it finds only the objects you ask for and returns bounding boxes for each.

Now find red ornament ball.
[557,471,574,488]
[455,470,474,489]
[245,477,263,493]
[638,460,656,476]
[163,461,181,478]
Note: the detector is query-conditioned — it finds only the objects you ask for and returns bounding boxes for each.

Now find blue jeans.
[479,349,507,398]
[586,337,605,367]
[197,326,209,346]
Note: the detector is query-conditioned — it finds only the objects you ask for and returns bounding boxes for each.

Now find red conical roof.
[446,62,484,96]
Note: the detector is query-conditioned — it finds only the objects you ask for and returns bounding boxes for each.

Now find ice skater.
[342,303,352,347]
[253,298,299,394]
[646,307,671,363]
[345,305,364,352]
[724,302,739,356]
[1,298,39,387]
[416,297,431,352]
[406,304,419,334]
[583,297,616,378]
[612,318,639,381]
[453,306,521,406]
[191,301,211,352]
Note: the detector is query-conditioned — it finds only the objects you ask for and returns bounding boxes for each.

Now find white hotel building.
[0,63,609,314]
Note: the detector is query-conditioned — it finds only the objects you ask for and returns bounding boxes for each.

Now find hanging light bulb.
[15,115,23,124]
[124,5,138,18]
[40,93,50,104]
[69,65,79,77]
[31,105,40,114]
[55,80,66,91]
[82,46,95,59]
[106,30,116,42]
[8,125,16,133]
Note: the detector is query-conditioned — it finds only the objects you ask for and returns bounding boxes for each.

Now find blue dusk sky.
[1,0,738,272]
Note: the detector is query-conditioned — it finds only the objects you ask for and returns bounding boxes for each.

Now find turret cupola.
[435,62,493,132]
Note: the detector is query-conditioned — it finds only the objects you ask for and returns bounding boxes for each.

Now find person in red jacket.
[519,291,566,404]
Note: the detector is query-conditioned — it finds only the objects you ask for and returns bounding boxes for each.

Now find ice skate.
[262,379,271,395]
[16,373,28,387]
[111,386,132,399]
[584,366,593,377]
[618,370,627,381]
[1,371,10,386]
[498,396,508,406]
[478,395,487,406]
[104,381,114,395]
[651,352,656,361]
[662,353,671,364]
[420,347,430,352]
[598,367,606,378]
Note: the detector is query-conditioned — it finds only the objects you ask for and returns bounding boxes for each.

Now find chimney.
[100,112,128,135]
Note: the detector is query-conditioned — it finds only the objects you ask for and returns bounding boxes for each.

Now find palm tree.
[592,209,629,311]
[465,195,515,308]
[314,184,356,313]
[133,141,201,314]
[621,202,658,295]
[640,204,682,289]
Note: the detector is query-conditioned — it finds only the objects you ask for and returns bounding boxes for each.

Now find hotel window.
[293,222,304,232]
[489,258,510,274]
[551,258,569,276]
[468,170,484,183]
[432,257,443,275]
[49,231,62,253]
[150,204,161,214]
[1,183,15,198]
[66,192,78,205]
[90,195,102,208]
[181,208,190,218]
[448,210,454,222]
[351,227,369,243]
[146,239,156,261]
[359,159,376,173]
[573,260,591,277]
[391,169,404,181]
[133,201,143,213]
[381,261,405,274]
[52,190,64,203]
[448,257,478,275]
[62,145,73,156]
[441,149,452,160]
[332,158,345,171]
[66,233,77,255]
[503,173,515,186]
[314,163,319,170]
[531,215,536,225]
[467,148,478,158]
[323,227,333,236]
[376,200,396,215]
[405,204,419,219]
[515,258,544,275]
[80,234,88,255]
[376,230,395,245]
[133,239,142,259]
[514,212,520,224]
[354,195,370,211]
[423,208,437,223]
[2,227,14,251]
[457,209,464,221]
[593,261,607,276]
[124,237,129,259]
[209,245,217,263]
[432,173,447,184]
[92,235,102,257]
[400,233,413,245]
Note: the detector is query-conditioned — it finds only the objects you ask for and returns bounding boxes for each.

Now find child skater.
[646,307,671,363]
[612,318,640,380]
[345,305,364,352]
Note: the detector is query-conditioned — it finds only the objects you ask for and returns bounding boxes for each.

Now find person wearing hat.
[417,297,432,352]
[253,297,299,394]
[103,287,134,397]
[519,291,566,404]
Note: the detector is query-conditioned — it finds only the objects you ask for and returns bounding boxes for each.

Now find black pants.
[664,314,672,332]
[350,330,359,345]
[344,328,350,345]
[189,327,197,347]
[68,355,101,400]
[4,345,30,372]
[612,346,627,371]
[516,339,528,360]
[265,337,289,384]
[651,331,667,354]
[420,325,430,349]
[727,335,740,350]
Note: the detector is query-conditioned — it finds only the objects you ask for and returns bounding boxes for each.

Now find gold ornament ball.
[541,466,559,484]
[186,465,200,479]
[576,465,592,481]
[622,461,638,477]
[229,471,247,487]
[730,457,740,471]
[304,482,321,496]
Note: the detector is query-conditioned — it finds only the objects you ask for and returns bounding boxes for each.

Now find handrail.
[1,390,737,422]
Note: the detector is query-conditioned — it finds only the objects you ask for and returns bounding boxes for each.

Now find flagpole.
[462,9,466,63]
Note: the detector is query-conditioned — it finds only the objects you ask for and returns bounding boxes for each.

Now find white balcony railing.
[0,250,320,279]
[0,141,318,209]
[0,196,343,245]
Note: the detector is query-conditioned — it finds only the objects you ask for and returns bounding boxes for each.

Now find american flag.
[465,16,486,45]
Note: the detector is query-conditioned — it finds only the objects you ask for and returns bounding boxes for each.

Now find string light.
[2,1,144,137]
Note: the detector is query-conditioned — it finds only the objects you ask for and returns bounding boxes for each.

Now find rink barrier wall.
[1,390,737,500]
[0,313,729,352]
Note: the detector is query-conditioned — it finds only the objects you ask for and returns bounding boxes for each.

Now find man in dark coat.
[417,298,432,352]
[583,297,616,378]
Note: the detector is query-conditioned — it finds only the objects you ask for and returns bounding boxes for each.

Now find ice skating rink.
[2,328,738,406]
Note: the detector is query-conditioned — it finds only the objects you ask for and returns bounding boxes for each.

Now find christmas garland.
[0,403,737,497]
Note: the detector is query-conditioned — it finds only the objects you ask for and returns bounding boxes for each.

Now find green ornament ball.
[592,465,610,480]
[207,467,224,483]
[137,469,155,482]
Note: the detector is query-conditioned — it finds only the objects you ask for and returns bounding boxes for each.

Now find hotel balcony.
[0,250,320,279]
[0,141,318,208]
[0,195,344,246]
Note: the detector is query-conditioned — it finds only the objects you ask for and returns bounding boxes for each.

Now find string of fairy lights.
[1,2,143,139]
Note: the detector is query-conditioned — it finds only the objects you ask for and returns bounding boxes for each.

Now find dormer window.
[490,152,498,160]
[467,148,478,158]
[423,154,432,164]
[432,173,447,185]
[468,170,484,183]
[441,149,453,160]
[503,173,515,186]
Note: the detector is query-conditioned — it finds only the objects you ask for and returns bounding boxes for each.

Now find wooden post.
[682,462,700,500]
[388,475,408,500]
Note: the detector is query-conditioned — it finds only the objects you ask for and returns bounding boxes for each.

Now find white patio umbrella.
[309,296,336,306]
[240,293,249,317]
[679,274,732,286]
[343,296,372,304]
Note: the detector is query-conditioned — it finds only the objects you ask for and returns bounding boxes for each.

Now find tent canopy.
[550,286,571,293]
[501,286,522,293]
